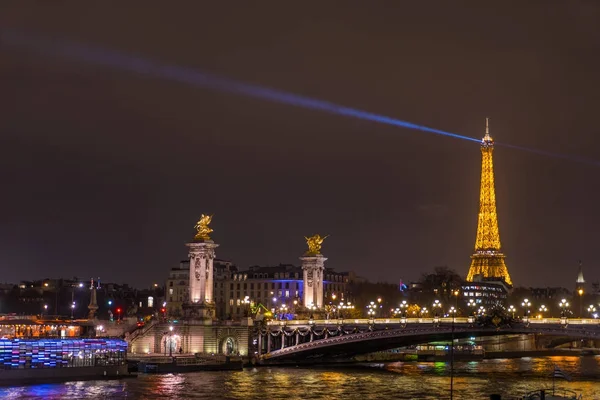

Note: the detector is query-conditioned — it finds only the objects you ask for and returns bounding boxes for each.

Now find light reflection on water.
[0,356,599,399]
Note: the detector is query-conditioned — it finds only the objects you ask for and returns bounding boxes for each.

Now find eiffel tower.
[466,119,513,286]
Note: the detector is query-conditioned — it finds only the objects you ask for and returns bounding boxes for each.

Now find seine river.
[1,356,599,399]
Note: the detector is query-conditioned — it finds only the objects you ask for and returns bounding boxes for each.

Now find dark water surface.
[1,356,599,399]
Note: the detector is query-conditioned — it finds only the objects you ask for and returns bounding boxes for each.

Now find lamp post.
[578,289,584,318]
[448,305,457,400]
[399,300,408,318]
[377,297,382,317]
[71,302,75,319]
[521,299,531,317]
[432,300,442,317]
[449,306,456,322]
[507,305,516,319]
[453,289,460,309]
[43,304,48,317]
[478,306,486,316]
[367,301,377,320]
[538,305,547,319]
[587,305,597,319]
[420,307,428,318]
[559,299,569,318]
[468,299,476,316]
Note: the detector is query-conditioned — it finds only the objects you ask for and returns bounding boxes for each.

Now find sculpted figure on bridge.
[304,234,328,256]
[194,214,213,241]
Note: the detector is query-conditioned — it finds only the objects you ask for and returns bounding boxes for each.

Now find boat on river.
[519,366,582,400]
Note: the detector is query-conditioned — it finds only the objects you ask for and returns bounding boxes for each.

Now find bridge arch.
[259,321,600,363]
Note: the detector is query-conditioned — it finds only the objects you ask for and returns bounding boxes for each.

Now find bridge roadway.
[258,317,600,363]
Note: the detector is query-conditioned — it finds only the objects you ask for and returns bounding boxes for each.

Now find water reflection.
[0,356,598,399]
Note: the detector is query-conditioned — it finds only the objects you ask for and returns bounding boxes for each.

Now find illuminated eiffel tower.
[466,118,513,286]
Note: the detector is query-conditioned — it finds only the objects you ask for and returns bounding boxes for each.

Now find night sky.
[1,3,599,288]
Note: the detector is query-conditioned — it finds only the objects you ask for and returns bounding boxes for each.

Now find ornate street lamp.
[507,305,516,319]
[420,307,428,317]
[478,306,486,316]
[559,299,569,318]
[521,299,531,316]
[449,306,456,322]
[399,300,408,318]
[538,305,547,319]
[587,305,597,318]
[468,299,477,316]
[432,300,442,317]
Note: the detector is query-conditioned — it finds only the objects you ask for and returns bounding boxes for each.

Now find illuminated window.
[148,296,154,307]
[169,288,173,295]
[229,299,234,306]
[285,290,290,297]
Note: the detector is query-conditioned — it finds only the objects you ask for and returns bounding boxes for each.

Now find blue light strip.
[1,30,598,166]
[0,30,478,144]
[0,338,127,370]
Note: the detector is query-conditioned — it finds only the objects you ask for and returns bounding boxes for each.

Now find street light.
[478,306,486,316]
[367,301,377,318]
[587,305,597,318]
[432,300,442,317]
[468,299,476,316]
[420,307,428,317]
[71,302,76,319]
[399,300,408,318]
[559,299,569,318]
[521,299,531,316]
[578,289,584,318]
[538,305,547,319]
[449,306,456,321]
[507,305,516,319]
[452,289,460,308]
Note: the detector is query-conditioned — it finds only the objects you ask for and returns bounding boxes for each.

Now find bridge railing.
[267,317,600,327]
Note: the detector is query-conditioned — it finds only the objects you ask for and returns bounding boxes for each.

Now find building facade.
[211,264,351,319]
[166,259,237,318]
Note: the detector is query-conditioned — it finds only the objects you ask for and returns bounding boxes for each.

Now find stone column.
[186,241,219,304]
[300,255,327,308]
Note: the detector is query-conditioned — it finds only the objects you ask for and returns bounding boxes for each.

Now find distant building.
[529,287,571,301]
[214,264,353,319]
[461,277,510,310]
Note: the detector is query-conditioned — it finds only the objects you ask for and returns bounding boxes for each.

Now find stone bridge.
[258,317,600,363]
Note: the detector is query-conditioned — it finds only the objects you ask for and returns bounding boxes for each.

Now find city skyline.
[1,3,599,288]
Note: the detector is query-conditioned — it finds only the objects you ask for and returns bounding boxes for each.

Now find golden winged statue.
[194,214,213,241]
[304,234,329,255]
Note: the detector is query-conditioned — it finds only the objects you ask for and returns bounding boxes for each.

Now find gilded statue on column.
[304,234,328,256]
[194,214,213,241]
